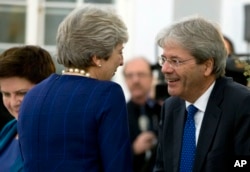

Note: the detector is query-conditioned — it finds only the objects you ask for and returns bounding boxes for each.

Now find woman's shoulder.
[100,79,121,86]
[96,80,123,92]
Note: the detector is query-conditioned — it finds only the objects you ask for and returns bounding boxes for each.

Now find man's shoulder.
[215,77,250,96]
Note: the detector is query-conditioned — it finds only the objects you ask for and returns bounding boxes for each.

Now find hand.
[133,131,157,155]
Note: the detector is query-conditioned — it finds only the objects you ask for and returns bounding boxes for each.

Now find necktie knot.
[187,105,198,118]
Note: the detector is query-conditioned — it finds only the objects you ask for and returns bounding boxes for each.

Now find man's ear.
[204,58,214,76]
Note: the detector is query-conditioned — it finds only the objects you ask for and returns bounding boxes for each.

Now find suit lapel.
[173,101,186,172]
[194,78,226,171]
[194,104,221,171]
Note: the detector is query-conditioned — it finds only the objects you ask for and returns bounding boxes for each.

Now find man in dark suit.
[153,16,250,172]
[123,57,162,172]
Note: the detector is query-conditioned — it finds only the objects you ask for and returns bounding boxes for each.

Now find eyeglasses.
[158,55,194,68]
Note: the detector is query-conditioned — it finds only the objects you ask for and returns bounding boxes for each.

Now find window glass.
[45,8,72,45]
[0,0,25,1]
[0,5,26,43]
[46,0,76,2]
[84,0,114,3]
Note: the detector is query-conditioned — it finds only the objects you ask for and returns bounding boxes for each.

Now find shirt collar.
[186,81,215,112]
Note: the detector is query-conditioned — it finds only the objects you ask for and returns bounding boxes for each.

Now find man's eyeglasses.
[158,55,194,68]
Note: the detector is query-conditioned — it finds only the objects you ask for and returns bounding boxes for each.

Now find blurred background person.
[223,35,248,86]
[18,6,132,172]
[0,45,56,171]
[223,35,235,57]
[123,57,161,172]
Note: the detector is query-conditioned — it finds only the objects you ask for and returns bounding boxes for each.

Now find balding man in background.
[123,57,162,172]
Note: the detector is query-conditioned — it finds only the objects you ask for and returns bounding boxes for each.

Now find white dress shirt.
[186,81,215,145]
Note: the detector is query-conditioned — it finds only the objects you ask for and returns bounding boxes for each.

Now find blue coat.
[18,74,133,172]
[0,119,23,171]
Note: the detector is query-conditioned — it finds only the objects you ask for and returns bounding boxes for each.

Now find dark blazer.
[154,77,250,172]
[18,74,133,172]
[127,99,161,172]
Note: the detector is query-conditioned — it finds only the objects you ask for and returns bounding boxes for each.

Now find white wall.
[221,0,250,54]
[174,0,222,21]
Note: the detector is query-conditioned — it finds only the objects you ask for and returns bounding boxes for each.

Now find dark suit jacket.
[18,74,133,172]
[127,99,161,172]
[154,77,250,172]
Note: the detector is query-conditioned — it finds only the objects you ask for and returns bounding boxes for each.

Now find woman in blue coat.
[18,6,133,172]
